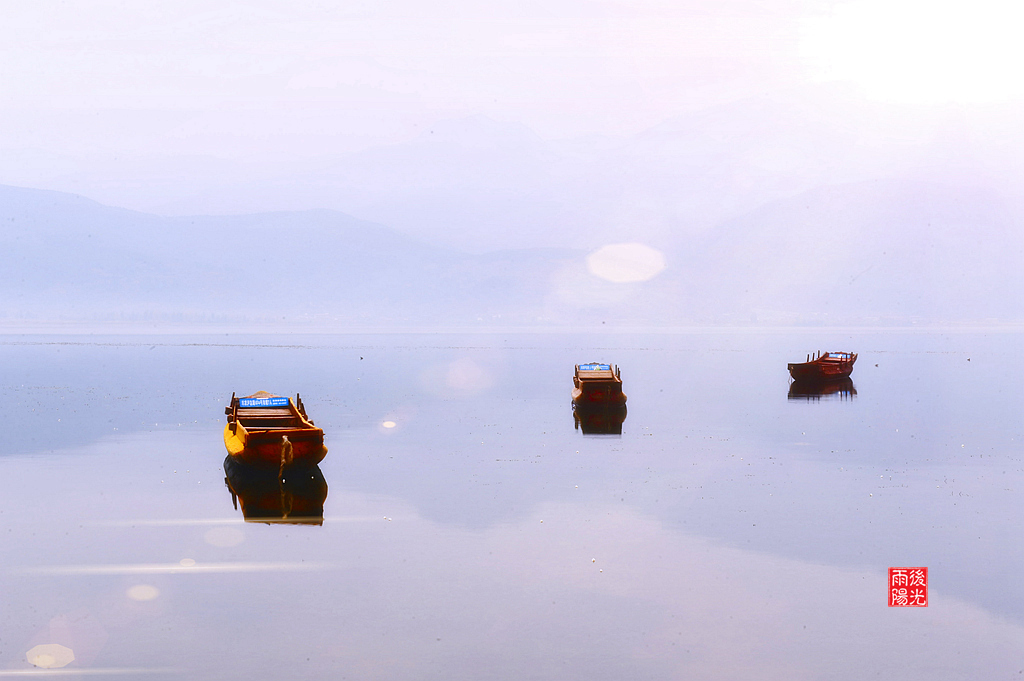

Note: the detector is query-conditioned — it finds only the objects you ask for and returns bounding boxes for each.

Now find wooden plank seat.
[239,417,301,427]
[224,391,326,467]
[237,413,295,419]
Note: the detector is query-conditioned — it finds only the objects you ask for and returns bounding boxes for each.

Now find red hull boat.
[788,351,857,382]
[224,391,326,469]
[572,363,626,406]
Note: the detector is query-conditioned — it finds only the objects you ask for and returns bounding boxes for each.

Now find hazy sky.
[2,0,1023,220]
[2,1,808,151]
[3,0,1024,320]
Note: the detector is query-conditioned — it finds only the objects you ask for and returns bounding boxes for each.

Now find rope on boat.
[277,435,295,516]
[278,484,293,520]
[283,489,293,519]
[279,435,293,480]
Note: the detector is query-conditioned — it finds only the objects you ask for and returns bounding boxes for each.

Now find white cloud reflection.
[444,357,493,393]
[26,644,74,669]
[18,561,330,575]
[0,670,174,677]
[126,585,160,601]
[96,519,244,527]
[418,357,498,397]
[289,494,1024,678]
[203,526,245,547]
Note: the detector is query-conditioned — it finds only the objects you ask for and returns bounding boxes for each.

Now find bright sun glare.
[801,0,1024,104]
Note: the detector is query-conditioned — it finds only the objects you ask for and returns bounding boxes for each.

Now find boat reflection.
[223,456,328,525]
[573,404,627,435]
[788,378,857,401]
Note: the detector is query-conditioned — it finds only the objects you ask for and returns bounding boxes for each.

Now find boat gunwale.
[787,351,858,381]
[224,391,326,465]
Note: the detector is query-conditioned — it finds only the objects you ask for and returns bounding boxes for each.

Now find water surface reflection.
[1,332,1022,680]
[572,404,627,435]
[788,377,857,400]
[224,457,328,525]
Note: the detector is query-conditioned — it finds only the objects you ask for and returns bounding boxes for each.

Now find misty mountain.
[69,88,1024,259]
[0,184,580,325]
[664,179,1024,324]
[221,100,901,253]
[2,178,1023,327]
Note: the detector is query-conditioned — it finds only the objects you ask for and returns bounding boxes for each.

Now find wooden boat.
[223,391,326,468]
[788,351,857,382]
[572,363,626,405]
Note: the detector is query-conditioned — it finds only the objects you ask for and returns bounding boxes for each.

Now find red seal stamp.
[889,567,928,607]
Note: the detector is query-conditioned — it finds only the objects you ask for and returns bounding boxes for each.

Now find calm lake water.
[1,331,1022,679]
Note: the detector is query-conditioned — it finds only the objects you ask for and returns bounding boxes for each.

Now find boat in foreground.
[223,391,326,468]
[788,351,857,382]
[572,363,626,405]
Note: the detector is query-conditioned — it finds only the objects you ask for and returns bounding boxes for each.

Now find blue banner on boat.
[579,363,611,371]
[239,396,290,408]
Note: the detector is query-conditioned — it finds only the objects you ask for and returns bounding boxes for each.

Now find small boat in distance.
[788,351,857,382]
[572,363,626,405]
[224,391,326,469]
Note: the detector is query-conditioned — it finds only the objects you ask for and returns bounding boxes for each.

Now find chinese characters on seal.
[889,567,928,607]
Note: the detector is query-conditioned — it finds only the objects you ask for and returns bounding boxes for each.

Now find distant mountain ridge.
[671,179,1024,324]
[2,180,1022,328]
[0,184,581,325]
[56,90,1024,258]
